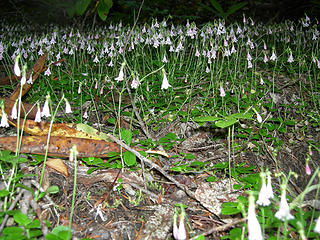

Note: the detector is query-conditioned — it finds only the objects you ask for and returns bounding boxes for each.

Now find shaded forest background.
[1,0,320,26]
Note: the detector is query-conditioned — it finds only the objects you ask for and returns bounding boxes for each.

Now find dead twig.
[190,217,247,239]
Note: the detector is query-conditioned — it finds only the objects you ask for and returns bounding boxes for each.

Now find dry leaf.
[46,158,69,177]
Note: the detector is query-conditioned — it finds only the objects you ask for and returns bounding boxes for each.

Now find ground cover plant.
[0,13,319,239]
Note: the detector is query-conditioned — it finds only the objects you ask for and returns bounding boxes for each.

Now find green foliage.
[67,0,113,21]
[200,0,248,20]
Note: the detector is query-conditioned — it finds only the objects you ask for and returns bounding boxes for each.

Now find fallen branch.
[190,217,247,239]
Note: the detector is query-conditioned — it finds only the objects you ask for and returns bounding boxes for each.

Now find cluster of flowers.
[171,170,320,240]
[0,15,319,92]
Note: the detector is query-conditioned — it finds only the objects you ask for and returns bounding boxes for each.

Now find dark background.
[0,0,319,25]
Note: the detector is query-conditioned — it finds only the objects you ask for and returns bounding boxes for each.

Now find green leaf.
[2,226,24,235]
[206,176,216,182]
[194,116,221,122]
[14,211,32,227]
[97,0,113,21]
[123,151,136,166]
[46,185,59,194]
[75,0,91,16]
[0,189,10,197]
[195,235,205,240]
[221,202,241,215]
[216,117,237,128]
[209,0,224,14]
[230,112,253,120]
[46,226,72,240]
[26,219,41,229]
[226,1,248,18]
[121,129,132,146]
[185,153,195,160]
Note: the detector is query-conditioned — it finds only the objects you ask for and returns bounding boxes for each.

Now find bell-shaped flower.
[219,86,226,97]
[41,95,51,118]
[256,172,271,206]
[161,69,171,90]
[64,98,72,113]
[11,100,18,120]
[266,171,274,199]
[115,62,126,81]
[248,192,263,240]
[34,104,41,123]
[0,109,9,128]
[314,215,320,234]
[14,54,21,77]
[173,209,187,240]
[275,184,294,221]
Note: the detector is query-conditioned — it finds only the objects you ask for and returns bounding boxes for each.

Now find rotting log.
[0,136,129,158]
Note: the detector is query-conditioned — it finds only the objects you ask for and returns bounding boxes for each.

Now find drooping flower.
[34,104,41,123]
[11,100,18,120]
[27,72,33,84]
[173,208,187,240]
[115,62,125,81]
[266,171,274,199]
[161,69,171,90]
[305,163,311,175]
[14,54,21,77]
[275,184,294,221]
[64,98,72,113]
[162,55,168,63]
[93,55,99,63]
[219,86,226,97]
[270,50,277,61]
[287,52,294,63]
[41,95,51,118]
[314,215,320,234]
[20,65,27,85]
[257,171,271,206]
[44,67,51,76]
[1,108,9,128]
[248,192,263,240]
[131,75,140,89]
[83,110,88,119]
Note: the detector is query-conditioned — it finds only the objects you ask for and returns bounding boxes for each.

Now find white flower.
[173,211,187,240]
[44,67,51,76]
[266,172,274,199]
[34,106,41,123]
[248,193,263,240]
[314,215,320,234]
[256,112,262,123]
[270,50,277,61]
[162,55,168,63]
[14,55,21,77]
[131,76,140,89]
[64,98,72,113]
[275,185,294,221]
[219,86,226,97]
[287,52,294,63]
[161,69,171,90]
[83,110,88,119]
[27,72,33,84]
[41,95,51,118]
[93,55,99,63]
[21,65,27,85]
[257,172,271,206]
[1,109,9,128]
[115,62,125,81]
[11,101,18,119]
